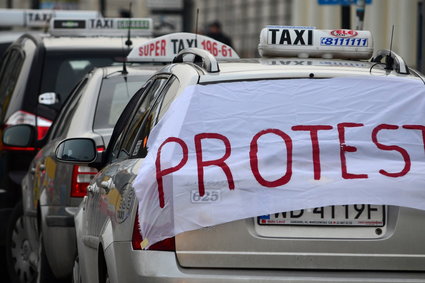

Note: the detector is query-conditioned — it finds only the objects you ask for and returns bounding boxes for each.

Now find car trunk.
[176,205,425,271]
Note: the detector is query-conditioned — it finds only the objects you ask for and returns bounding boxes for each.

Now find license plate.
[258,205,385,227]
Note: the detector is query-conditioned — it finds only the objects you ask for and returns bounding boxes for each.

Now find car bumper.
[107,242,425,283]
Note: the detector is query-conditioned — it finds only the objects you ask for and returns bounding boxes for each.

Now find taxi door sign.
[258,26,373,60]
[127,32,240,62]
[49,18,153,37]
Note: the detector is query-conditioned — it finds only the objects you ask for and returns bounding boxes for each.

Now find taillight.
[132,212,175,251]
[5,110,52,140]
[70,165,97,197]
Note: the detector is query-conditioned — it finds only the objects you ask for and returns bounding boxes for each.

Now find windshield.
[40,51,120,110]
[94,74,152,130]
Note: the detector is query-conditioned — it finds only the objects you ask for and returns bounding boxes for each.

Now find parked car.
[0,17,153,283]
[57,26,425,282]
[3,65,157,282]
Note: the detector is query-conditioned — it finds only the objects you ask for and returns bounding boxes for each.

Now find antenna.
[195,8,199,46]
[385,25,395,70]
[125,2,133,48]
[122,1,133,75]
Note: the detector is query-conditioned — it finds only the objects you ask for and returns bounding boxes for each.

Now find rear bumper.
[107,242,425,283]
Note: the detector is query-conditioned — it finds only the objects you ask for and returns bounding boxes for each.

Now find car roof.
[194,58,424,84]
[96,64,161,78]
[42,36,151,50]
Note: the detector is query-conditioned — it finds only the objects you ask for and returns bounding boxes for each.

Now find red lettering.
[139,46,143,56]
[372,124,411,177]
[250,129,293,187]
[155,40,160,56]
[161,39,166,56]
[403,125,425,153]
[292,125,333,180]
[149,43,155,55]
[156,137,188,208]
[143,45,149,56]
[337,123,368,179]
[194,133,234,196]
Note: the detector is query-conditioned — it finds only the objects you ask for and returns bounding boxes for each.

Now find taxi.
[0,16,152,283]
[58,26,425,282]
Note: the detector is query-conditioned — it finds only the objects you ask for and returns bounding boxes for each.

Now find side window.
[116,76,170,160]
[132,76,180,158]
[48,79,88,139]
[0,49,25,119]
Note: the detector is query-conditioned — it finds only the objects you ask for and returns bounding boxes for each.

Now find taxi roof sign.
[49,18,153,37]
[0,9,100,28]
[127,32,239,62]
[258,26,373,60]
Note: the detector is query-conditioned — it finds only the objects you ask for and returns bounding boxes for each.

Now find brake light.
[70,165,97,197]
[5,110,52,140]
[132,212,175,251]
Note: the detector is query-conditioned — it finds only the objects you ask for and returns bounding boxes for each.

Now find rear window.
[40,51,120,111]
[93,74,152,130]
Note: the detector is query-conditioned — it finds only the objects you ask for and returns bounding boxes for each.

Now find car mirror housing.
[38,92,59,105]
[2,124,36,147]
[55,138,97,163]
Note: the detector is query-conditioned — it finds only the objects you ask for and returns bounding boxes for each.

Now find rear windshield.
[94,74,151,130]
[40,51,120,111]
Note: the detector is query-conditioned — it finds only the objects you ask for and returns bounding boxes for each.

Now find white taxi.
[59,26,425,282]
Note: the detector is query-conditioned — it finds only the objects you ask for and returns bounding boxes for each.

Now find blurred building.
[0,0,423,71]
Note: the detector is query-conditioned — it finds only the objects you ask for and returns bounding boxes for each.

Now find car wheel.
[36,233,59,283]
[6,200,37,283]
[72,256,82,283]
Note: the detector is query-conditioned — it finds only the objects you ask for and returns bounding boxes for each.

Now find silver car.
[3,65,157,282]
[58,29,425,282]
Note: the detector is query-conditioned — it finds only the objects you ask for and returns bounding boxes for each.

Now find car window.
[93,74,153,130]
[131,76,180,158]
[49,78,88,139]
[116,76,170,160]
[107,81,152,164]
[40,52,118,111]
[0,48,25,120]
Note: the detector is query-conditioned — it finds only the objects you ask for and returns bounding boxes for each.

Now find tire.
[6,200,37,283]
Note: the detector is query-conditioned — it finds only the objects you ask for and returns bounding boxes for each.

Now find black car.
[0,31,150,249]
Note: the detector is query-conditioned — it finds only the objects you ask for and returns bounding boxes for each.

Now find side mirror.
[55,138,97,163]
[2,124,35,147]
[39,92,59,105]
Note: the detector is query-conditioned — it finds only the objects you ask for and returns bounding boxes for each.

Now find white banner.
[134,76,425,248]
